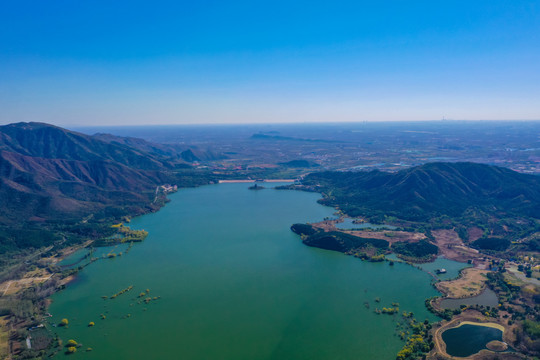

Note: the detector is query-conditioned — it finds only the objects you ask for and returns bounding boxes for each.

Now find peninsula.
[287,162,540,359]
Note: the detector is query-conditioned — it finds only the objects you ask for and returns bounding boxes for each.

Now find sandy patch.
[452,321,505,332]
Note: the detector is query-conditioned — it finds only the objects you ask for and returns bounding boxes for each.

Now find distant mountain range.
[250,133,341,143]
[92,132,226,164]
[302,162,540,222]
[0,122,216,226]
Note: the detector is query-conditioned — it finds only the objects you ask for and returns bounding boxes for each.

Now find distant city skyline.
[1,1,539,126]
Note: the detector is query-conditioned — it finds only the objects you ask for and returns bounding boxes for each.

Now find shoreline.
[452,321,505,332]
[41,185,443,360]
[0,189,178,358]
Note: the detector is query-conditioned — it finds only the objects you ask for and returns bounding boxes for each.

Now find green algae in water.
[49,183,440,359]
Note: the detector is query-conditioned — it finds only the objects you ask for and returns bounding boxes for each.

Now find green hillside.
[295,162,540,253]
[0,122,216,259]
[302,162,540,221]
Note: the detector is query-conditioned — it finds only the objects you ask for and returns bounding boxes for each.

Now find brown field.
[433,229,480,263]
[0,240,93,299]
[436,268,490,298]
[467,227,484,242]
[0,275,52,297]
[310,219,340,231]
[346,230,426,244]
[311,219,426,244]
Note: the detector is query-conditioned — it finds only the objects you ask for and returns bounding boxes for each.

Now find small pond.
[442,323,503,357]
[440,288,499,310]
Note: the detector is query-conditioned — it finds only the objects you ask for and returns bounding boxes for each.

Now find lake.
[49,183,440,359]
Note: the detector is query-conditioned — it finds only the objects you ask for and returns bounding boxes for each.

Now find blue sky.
[1,1,539,125]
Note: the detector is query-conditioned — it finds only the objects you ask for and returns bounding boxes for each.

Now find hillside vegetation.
[291,223,389,259]
[293,162,540,255]
[0,122,216,260]
[302,162,540,221]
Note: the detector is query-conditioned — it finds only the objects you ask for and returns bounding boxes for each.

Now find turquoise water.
[49,183,440,359]
[442,324,503,357]
[384,255,469,282]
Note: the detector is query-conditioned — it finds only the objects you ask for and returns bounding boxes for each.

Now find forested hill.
[0,122,215,254]
[301,162,540,222]
[0,122,173,170]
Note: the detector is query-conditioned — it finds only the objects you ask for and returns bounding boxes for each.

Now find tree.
[66,339,77,347]
[60,318,69,326]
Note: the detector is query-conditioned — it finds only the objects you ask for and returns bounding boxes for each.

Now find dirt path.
[0,282,11,297]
